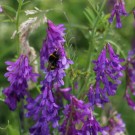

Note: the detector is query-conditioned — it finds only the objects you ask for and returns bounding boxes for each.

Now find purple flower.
[108,0,128,28]
[54,84,72,107]
[81,117,103,135]
[40,20,72,70]
[89,43,124,107]
[131,37,135,49]
[119,0,128,16]
[0,5,3,13]
[107,0,117,12]
[3,55,38,110]
[40,20,73,86]
[102,113,126,135]
[29,119,50,135]
[59,96,103,135]
[40,20,65,70]
[74,82,79,90]
[108,0,117,6]
[26,20,73,135]
[26,85,59,135]
[125,49,135,111]
[125,92,135,111]
[133,10,135,19]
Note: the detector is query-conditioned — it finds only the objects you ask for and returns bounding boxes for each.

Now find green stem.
[19,100,24,134]
[65,23,89,30]
[0,99,4,102]
[3,10,14,22]
[78,0,107,98]
[0,120,9,130]
[15,0,23,55]
[65,105,73,135]
[18,110,22,135]
[15,2,24,134]
[16,1,23,32]
[87,0,107,71]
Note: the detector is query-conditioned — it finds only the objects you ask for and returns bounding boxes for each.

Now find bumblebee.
[48,51,59,70]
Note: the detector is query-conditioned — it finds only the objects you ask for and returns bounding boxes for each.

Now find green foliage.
[7,125,20,135]
[0,0,135,134]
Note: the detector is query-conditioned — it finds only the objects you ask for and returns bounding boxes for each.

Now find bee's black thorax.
[48,51,59,70]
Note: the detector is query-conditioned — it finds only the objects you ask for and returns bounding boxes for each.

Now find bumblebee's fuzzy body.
[48,51,59,70]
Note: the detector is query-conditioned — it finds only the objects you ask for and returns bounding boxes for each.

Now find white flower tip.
[11,30,17,39]
[43,16,47,23]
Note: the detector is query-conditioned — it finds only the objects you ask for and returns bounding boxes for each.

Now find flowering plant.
[0,0,135,135]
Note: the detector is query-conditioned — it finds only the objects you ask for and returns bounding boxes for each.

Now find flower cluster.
[88,43,124,107]
[59,96,103,135]
[26,85,59,135]
[40,20,73,86]
[40,20,74,90]
[54,84,72,107]
[26,20,73,135]
[125,49,135,111]
[2,3,132,133]
[103,113,126,135]
[108,0,128,28]
[3,55,38,110]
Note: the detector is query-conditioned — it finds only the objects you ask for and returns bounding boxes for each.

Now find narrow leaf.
[1,5,16,14]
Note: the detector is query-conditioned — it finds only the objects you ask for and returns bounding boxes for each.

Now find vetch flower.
[125,92,135,111]
[26,20,73,135]
[3,55,38,110]
[40,20,73,86]
[40,20,65,69]
[108,0,117,6]
[74,82,79,90]
[26,84,59,135]
[54,84,72,107]
[0,5,3,13]
[119,0,128,16]
[108,0,128,28]
[133,10,135,19]
[125,49,135,111]
[107,0,117,12]
[89,43,124,107]
[59,96,103,135]
[40,20,69,69]
[102,112,126,135]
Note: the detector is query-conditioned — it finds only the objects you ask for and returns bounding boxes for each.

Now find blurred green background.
[0,0,135,135]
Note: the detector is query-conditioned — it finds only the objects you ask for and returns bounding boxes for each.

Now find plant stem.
[87,0,107,71]
[78,0,107,98]
[18,110,22,135]
[15,0,23,55]
[19,100,25,134]
[65,105,73,135]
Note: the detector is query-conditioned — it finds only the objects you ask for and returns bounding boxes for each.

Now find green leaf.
[7,125,20,135]
[1,5,16,14]
[0,87,4,102]
[0,19,12,23]
[0,120,9,130]
[88,0,98,15]
[106,39,126,59]
[0,14,5,17]
[0,43,16,59]
[84,8,95,27]
[17,0,23,5]
[22,1,31,6]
